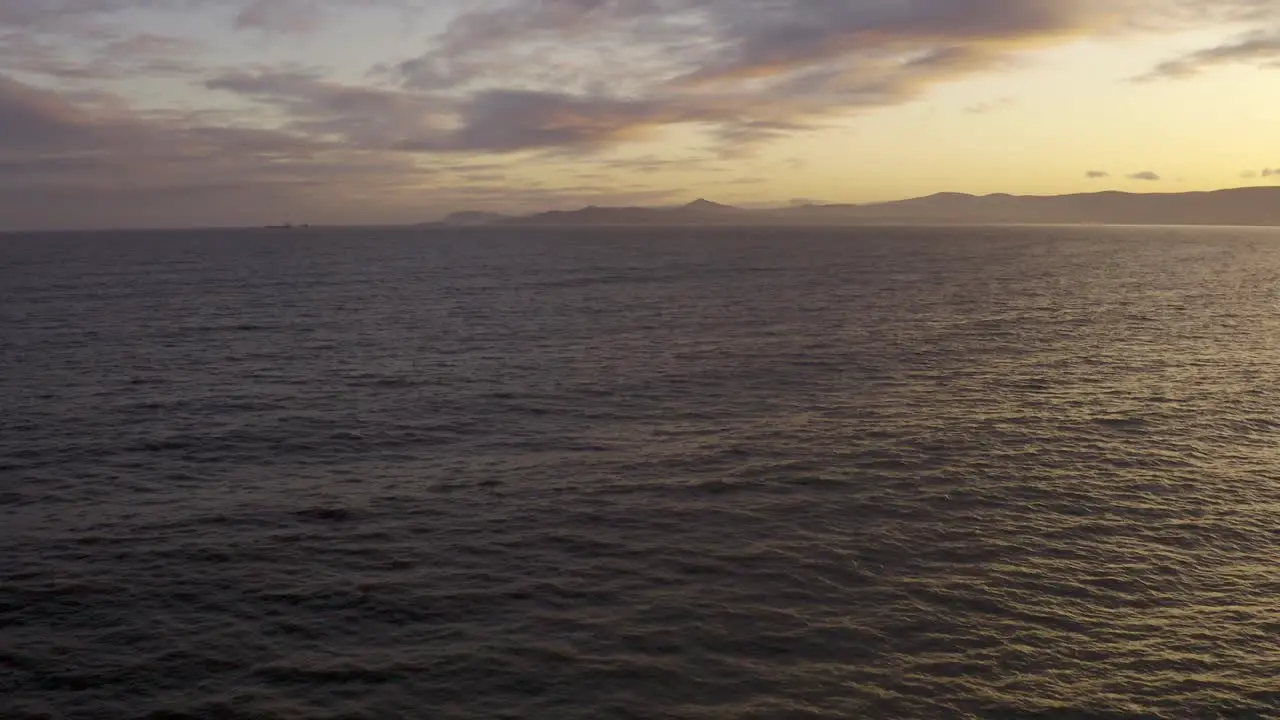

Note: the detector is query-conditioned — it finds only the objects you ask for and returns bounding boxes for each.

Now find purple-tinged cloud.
[1128,171,1161,181]
[0,74,97,148]
[0,72,438,227]
[6,0,1280,229]
[205,68,456,149]
[1086,170,1110,179]
[234,0,326,34]
[378,0,1280,157]
[438,90,676,152]
[0,72,706,229]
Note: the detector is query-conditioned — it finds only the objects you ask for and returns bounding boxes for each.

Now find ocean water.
[2,225,1279,719]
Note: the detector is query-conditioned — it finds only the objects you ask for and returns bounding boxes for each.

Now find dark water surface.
[3,226,1279,719]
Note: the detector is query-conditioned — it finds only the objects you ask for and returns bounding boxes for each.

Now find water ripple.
[2,225,1279,718]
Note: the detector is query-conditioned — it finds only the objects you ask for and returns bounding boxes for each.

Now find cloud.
[1140,30,1280,80]
[0,72,705,228]
[0,72,432,227]
[0,31,206,81]
[13,1,1280,162]
[206,70,793,155]
[372,0,1280,158]
[965,97,1015,114]
[600,155,726,174]
[1128,171,1161,181]
[0,0,211,84]
[384,0,1133,155]
[425,89,677,152]
[0,0,373,37]
[1242,167,1280,179]
[234,0,326,34]
[1,76,325,182]
[5,0,1280,228]
[0,1,129,32]
[1086,170,1110,178]
[204,68,455,149]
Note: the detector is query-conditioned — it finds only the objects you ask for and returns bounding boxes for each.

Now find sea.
[2,225,1278,719]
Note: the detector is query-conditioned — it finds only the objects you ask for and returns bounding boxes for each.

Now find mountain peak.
[681,198,737,212]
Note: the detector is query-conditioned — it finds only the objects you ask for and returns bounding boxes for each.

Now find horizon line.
[2,183,1279,234]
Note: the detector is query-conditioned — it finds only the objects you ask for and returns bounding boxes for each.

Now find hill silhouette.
[517,199,743,226]
[679,198,739,214]
[433,187,1280,227]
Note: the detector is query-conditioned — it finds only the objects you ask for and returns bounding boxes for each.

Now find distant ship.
[265,223,309,229]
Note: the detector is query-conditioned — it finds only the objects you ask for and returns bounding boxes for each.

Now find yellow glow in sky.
[2,1,1279,228]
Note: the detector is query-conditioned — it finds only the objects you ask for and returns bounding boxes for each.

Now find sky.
[2,0,1280,229]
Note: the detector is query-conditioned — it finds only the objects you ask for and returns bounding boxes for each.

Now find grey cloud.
[710,120,811,155]
[0,74,96,148]
[0,32,104,80]
[0,31,206,81]
[382,0,1279,156]
[1140,30,1280,80]
[600,155,724,173]
[0,83,341,192]
[205,68,453,149]
[1128,171,1161,181]
[965,97,1015,114]
[0,73,441,228]
[1086,170,1110,178]
[102,32,202,66]
[234,0,325,34]
[156,66,745,194]
[400,0,1099,96]
[0,72,691,229]
[209,75,730,155]
[7,0,1280,228]
[375,3,1069,156]
[674,1,1093,89]
[395,88,810,155]
[437,90,674,152]
[11,0,1280,165]
[398,0,685,86]
[0,0,240,38]
[0,0,210,83]
[0,0,385,37]
[0,0,128,31]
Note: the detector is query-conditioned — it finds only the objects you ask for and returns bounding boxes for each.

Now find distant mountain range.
[423,187,1280,227]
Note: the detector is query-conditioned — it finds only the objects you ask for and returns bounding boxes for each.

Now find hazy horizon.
[7,183,1280,233]
[3,1,1280,230]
